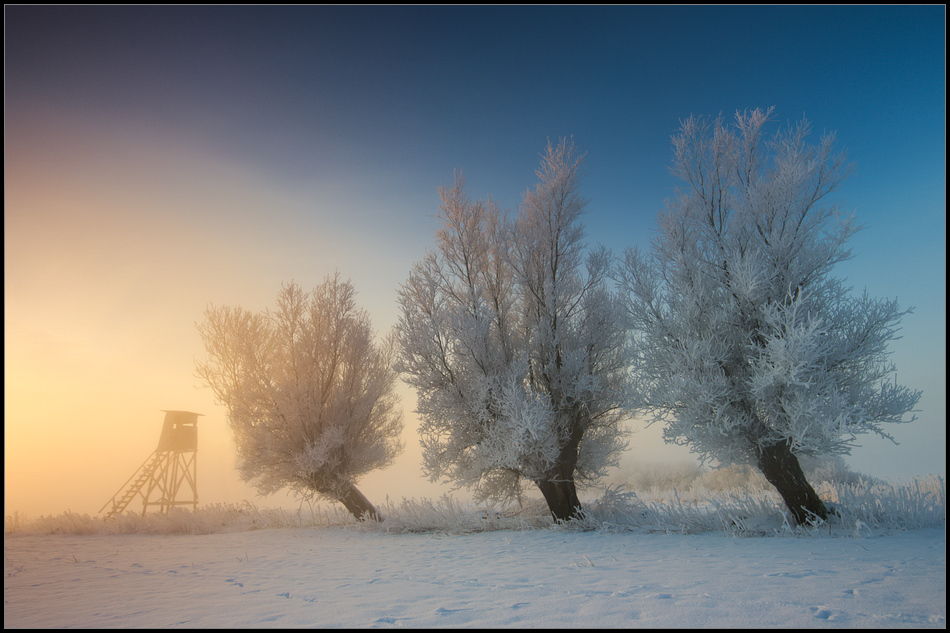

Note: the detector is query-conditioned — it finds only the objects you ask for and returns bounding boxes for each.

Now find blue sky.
[5,6,945,516]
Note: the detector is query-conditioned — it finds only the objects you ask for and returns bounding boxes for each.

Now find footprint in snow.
[811,607,833,620]
[259,614,284,622]
[436,606,471,615]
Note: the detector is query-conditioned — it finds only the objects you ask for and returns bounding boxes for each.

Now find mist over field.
[5,5,944,527]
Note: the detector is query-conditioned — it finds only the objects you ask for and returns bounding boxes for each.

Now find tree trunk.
[534,405,587,522]
[336,482,382,522]
[756,440,827,525]
[536,478,583,522]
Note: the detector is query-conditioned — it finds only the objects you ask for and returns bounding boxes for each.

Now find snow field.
[4,527,945,628]
[5,476,945,627]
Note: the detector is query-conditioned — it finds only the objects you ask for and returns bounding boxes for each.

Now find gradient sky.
[5,6,945,518]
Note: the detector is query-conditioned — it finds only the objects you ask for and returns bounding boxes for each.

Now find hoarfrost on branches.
[396,139,632,521]
[616,108,921,524]
[195,275,403,521]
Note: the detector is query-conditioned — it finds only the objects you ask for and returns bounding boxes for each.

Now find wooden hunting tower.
[100,410,202,518]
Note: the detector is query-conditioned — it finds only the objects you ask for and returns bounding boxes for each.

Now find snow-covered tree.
[195,276,403,521]
[616,108,921,524]
[395,139,631,521]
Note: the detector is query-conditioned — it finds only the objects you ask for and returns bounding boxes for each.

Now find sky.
[5,6,945,519]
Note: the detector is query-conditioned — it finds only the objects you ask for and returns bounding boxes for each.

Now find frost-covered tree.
[617,108,921,524]
[395,139,631,521]
[195,276,403,521]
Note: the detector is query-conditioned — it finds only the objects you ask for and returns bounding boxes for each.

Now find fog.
[4,376,941,521]
[5,6,944,523]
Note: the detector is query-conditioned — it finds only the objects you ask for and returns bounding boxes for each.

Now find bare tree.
[617,108,921,524]
[395,139,631,521]
[195,275,403,521]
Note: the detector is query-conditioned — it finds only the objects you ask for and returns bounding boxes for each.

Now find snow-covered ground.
[4,525,945,628]
[5,480,946,629]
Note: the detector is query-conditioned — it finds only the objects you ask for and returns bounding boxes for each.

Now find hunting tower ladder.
[100,410,202,518]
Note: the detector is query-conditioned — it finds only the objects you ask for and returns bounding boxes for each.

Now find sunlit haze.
[5,6,945,519]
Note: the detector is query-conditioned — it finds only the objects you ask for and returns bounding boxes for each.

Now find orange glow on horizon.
[3,111,455,518]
